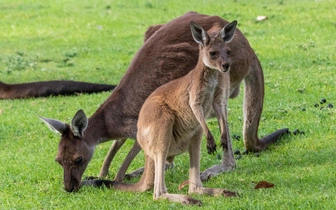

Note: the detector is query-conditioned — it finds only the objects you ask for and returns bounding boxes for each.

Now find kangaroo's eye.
[227,50,231,55]
[209,51,217,57]
[209,51,218,59]
[74,157,83,165]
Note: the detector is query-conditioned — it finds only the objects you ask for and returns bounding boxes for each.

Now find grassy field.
[0,0,335,209]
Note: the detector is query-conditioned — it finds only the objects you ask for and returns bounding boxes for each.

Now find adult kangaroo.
[40,11,288,192]
[0,80,115,99]
[116,20,238,205]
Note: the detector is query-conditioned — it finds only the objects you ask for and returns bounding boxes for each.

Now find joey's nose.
[222,63,230,72]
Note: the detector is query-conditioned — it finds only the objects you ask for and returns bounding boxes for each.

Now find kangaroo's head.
[190,20,237,72]
[40,110,93,192]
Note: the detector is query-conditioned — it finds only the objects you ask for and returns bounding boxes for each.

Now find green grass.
[1,0,336,209]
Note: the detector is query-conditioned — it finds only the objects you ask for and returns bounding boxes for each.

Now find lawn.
[0,0,335,209]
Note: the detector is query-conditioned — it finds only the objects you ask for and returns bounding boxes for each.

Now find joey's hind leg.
[188,131,237,197]
[155,151,202,206]
[150,131,202,205]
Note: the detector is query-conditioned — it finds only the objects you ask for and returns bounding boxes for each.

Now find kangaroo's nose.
[222,63,230,71]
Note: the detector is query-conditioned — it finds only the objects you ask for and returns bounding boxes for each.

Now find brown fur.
[40,11,288,192]
[0,80,115,99]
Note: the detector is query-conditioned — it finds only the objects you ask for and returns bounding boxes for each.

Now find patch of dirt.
[254,180,275,189]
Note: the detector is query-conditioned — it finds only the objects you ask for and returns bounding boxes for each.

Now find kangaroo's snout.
[222,63,230,72]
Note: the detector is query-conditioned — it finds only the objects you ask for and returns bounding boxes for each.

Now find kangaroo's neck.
[84,111,110,146]
[85,87,139,146]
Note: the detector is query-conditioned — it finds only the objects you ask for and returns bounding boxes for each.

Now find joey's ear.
[70,109,88,138]
[220,20,237,43]
[39,116,67,135]
[190,21,210,46]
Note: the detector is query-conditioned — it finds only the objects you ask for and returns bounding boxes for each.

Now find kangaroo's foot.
[200,157,236,182]
[180,162,235,190]
[81,179,114,189]
[159,193,202,206]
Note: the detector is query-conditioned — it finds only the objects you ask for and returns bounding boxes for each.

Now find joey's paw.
[207,143,217,154]
[220,141,228,150]
[206,134,217,154]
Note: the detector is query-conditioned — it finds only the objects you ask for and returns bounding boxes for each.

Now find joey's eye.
[74,157,83,165]
[209,51,217,57]
[227,50,231,55]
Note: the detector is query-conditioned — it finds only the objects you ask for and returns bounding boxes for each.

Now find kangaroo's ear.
[70,109,88,138]
[39,116,67,135]
[220,20,237,43]
[190,21,210,46]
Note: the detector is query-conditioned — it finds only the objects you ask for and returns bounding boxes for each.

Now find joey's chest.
[199,76,219,104]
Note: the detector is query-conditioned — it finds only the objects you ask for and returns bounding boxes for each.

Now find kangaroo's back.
[96,11,253,131]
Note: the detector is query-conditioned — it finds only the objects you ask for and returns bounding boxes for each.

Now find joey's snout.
[221,62,231,72]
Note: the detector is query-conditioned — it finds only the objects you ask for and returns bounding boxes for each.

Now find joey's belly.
[167,123,202,157]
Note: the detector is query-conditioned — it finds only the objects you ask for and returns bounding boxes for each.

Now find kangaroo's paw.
[206,135,217,154]
[200,163,235,182]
